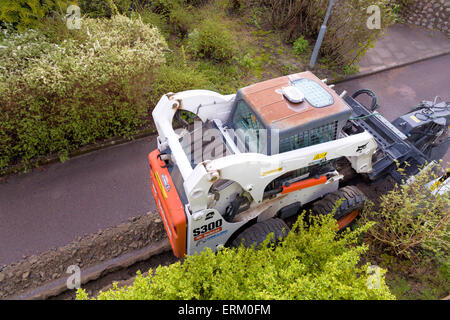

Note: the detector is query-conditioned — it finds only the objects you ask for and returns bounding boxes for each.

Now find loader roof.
[239,71,352,132]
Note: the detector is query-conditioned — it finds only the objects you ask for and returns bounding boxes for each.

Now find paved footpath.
[356,23,450,77]
[0,23,449,267]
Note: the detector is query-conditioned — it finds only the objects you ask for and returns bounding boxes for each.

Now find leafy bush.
[77,214,395,300]
[0,15,168,172]
[362,164,449,260]
[134,0,200,39]
[391,3,405,23]
[238,52,256,69]
[78,0,132,18]
[168,3,195,37]
[0,0,71,31]
[149,0,181,16]
[149,63,215,104]
[184,0,211,7]
[218,0,248,14]
[131,8,170,39]
[342,64,360,75]
[186,18,237,62]
[292,35,308,55]
[256,0,395,67]
[196,59,246,94]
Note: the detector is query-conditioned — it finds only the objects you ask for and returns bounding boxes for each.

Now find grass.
[386,257,449,300]
[361,235,449,300]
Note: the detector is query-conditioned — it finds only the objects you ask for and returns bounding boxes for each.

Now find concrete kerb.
[10,239,171,300]
[1,128,157,178]
[330,50,450,85]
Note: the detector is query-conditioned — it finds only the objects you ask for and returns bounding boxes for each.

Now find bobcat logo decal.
[356,143,369,153]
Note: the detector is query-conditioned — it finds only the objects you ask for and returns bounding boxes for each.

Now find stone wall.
[402,0,450,35]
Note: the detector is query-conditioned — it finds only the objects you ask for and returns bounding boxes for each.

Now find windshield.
[231,100,267,153]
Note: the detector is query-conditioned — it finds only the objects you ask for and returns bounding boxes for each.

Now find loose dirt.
[0,211,166,299]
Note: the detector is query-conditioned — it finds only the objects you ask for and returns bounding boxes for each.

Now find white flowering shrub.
[0,15,168,172]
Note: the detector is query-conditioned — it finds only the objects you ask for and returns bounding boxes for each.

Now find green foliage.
[0,15,168,173]
[217,0,248,14]
[167,3,195,37]
[149,0,181,16]
[255,0,395,67]
[196,59,246,94]
[386,258,450,300]
[147,0,210,17]
[389,276,412,298]
[391,3,404,23]
[134,1,206,40]
[342,64,360,75]
[131,8,170,39]
[186,18,237,62]
[149,63,215,104]
[78,0,132,18]
[237,52,256,70]
[292,35,308,55]
[184,0,211,7]
[0,0,72,31]
[281,63,296,76]
[362,164,449,260]
[77,214,395,300]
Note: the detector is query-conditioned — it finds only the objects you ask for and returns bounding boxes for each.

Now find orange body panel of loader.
[148,150,186,258]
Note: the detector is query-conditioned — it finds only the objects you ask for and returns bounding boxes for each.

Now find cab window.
[279,121,338,153]
[232,100,265,153]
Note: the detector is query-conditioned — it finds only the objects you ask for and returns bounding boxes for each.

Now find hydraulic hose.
[351,89,378,111]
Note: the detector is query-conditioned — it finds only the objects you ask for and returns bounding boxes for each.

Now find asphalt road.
[0,136,159,265]
[0,54,449,266]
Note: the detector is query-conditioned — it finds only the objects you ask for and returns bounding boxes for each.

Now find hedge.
[77,214,395,300]
[0,15,168,172]
[362,163,450,260]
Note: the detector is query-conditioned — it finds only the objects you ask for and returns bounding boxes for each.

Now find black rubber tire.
[230,218,290,249]
[311,186,366,221]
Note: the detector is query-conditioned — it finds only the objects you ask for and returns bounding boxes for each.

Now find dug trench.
[0,211,172,299]
[0,159,397,300]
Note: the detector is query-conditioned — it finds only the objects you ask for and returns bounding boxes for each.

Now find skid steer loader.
[148,71,449,258]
